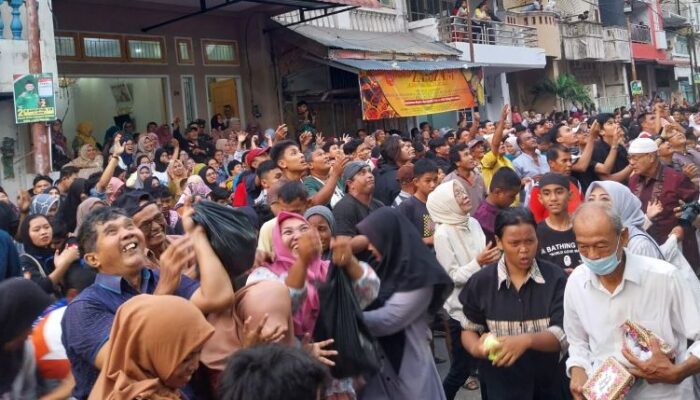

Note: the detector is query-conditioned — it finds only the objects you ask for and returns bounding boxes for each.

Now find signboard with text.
[359,68,483,121]
[13,73,56,124]
[630,80,643,96]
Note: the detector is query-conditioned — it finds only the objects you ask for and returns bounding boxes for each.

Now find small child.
[398,159,439,246]
[392,164,416,207]
[473,167,521,244]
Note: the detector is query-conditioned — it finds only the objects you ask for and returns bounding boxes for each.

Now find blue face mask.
[581,235,622,276]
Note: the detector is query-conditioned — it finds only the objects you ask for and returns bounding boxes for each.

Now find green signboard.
[13,73,56,124]
[630,80,643,96]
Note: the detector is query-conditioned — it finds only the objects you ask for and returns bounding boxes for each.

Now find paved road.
[435,336,482,400]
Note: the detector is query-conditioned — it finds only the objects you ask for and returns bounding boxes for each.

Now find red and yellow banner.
[359,68,483,121]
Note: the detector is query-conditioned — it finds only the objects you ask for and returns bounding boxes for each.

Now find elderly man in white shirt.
[565,202,700,400]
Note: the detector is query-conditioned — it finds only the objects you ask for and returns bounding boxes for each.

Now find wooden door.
[209,78,239,118]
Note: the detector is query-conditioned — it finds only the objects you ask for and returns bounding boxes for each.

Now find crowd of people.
[1,96,700,400]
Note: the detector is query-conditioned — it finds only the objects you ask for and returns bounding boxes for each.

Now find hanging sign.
[13,73,56,124]
[630,80,643,96]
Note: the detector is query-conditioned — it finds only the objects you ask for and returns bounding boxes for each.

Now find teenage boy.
[473,167,522,244]
[392,164,415,207]
[535,173,582,274]
[271,140,347,207]
[398,159,439,246]
[254,160,283,206]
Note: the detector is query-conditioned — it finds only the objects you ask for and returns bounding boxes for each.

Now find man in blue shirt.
[61,206,234,399]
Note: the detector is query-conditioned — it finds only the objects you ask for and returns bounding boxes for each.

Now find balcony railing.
[438,16,538,47]
[631,24,651,44]
[0,0,27,40]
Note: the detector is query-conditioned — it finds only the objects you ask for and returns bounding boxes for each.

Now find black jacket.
[372,162,400,206]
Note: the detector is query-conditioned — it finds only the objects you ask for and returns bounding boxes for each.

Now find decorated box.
[621,320,674,362]
[582,357,635,400]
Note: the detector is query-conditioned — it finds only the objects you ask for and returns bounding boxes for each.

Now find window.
[127,37,166,62]
[379,0,395,8]
[202,39,239,65]
[82,34,123,61]
[181,76,197,125]
[55,32,80,60]
[175,37,194,65]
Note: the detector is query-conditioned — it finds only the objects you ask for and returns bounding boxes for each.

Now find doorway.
[206,76,245,130]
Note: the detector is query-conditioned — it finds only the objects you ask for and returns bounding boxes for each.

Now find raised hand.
[297,228,322,264]
[275,124,288,142]
[476,241,500,266]
[112,134,125,156]
[302,334,338,367]
[241,314,287,348]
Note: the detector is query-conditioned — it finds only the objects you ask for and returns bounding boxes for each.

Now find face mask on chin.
[580,235,622,276]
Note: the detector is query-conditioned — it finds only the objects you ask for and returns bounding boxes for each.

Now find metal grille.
[55,36,76,57]
[205,43,236,62]
[128,40,163,60]
[182,77,196,126]
[178,42,190,60]
[83,37,121,58]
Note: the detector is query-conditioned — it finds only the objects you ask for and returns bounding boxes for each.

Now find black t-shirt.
[592,140,628,180]
[536,221,582,269]
[573,162,597,194]
[397,196,434,240]
[332,194,384,237]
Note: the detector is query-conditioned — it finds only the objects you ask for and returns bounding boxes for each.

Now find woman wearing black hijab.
[19,214,80,294]
[199,166,220,191]
[0,279,52,398]
[356,207,453,400]
[56,178,87,233]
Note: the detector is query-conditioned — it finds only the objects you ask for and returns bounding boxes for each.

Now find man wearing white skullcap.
[628,137,700,269]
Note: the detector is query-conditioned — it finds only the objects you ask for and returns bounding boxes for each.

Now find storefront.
[271,24,483,136]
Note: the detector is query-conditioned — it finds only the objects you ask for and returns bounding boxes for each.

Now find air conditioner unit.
[655,31,668,50]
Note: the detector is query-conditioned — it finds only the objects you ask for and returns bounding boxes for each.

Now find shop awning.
[326,58,476,72]
[290,25,461,57]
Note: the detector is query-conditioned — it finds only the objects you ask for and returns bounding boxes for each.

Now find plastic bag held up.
[191,201,257,278]
[313,264,380,379]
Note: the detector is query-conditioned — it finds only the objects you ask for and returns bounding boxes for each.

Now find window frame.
[175,37,195,65]
[125,35,167,63]
[80,33,125,62]
[55,31,82,61]
[201,39,240,66]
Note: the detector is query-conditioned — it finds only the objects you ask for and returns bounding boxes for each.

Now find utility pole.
[26,0,50,175]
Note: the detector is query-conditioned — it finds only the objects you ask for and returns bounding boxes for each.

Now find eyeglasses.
[138,213,166,232]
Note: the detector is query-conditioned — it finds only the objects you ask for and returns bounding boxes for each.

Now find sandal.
[463,376,480,391]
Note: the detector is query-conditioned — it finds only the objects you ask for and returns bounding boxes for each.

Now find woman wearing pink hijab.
[246,211,380,399]
[247,212,380,337]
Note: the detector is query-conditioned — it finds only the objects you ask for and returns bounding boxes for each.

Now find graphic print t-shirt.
[536,221,582,269]
[398,196,434,241]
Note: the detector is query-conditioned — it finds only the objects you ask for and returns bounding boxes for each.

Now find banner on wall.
[13,73,56,124]
[359,68,484,121]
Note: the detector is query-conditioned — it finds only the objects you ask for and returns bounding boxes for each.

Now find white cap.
[628,137,658,154]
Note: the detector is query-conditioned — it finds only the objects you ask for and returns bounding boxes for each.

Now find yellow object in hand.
[483,334,501,361]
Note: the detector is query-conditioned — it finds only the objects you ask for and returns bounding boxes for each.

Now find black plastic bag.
[313,264,380,379]
[191,201,257,278]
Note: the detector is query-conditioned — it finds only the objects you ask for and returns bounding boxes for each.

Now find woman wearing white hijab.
[426,180,500,399]
[585,180,666,259]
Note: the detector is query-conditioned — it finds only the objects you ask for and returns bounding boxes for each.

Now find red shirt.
[529,181,583,223]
